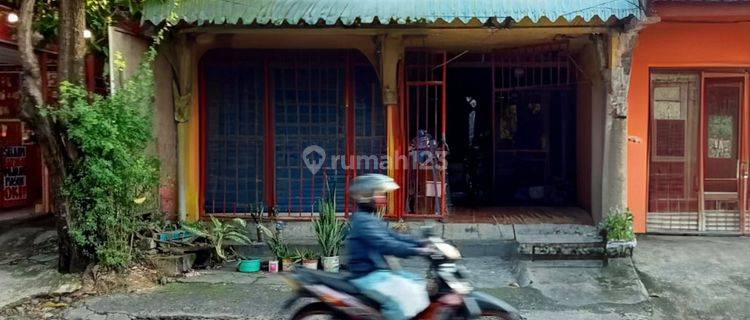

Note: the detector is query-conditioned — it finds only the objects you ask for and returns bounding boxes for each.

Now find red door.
[701,75,746,232]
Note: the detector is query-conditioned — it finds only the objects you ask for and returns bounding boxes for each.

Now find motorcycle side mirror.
[420,225,436,238]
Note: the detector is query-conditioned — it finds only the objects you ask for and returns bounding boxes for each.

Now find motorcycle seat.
[297,269,362,295]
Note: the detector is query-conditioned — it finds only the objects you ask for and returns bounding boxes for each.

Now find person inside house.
[346,173,434,320]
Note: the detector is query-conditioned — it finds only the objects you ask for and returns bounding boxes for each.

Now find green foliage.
[181,216,253,262]
[49,48,159,269]
[312,179,347,257]
[85,0,114,54]
[33,1,59,43]
[258,224,290,260]
[293,248,318,262]
[248,203,265,242]
[602,208,636,242]
[87,0,147,54]
[30,0,146,54]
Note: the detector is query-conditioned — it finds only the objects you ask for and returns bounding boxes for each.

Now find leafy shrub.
[181,216,253,261]
[602,207,636,242]
[50,49,159,269]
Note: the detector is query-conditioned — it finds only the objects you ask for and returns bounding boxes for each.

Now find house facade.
[141,1,643,225]
[0,2,109,220]
[628,0,750,234]
[0,3,53,217]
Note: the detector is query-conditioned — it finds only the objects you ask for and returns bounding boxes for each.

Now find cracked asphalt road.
[4,230,750,320]
[60,235,750,320]
[61,257,651,320]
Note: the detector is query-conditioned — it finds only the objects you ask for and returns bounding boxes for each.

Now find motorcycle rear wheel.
[292,302,347,320]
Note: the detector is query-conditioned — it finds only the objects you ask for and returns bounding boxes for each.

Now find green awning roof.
[142,0,643,26]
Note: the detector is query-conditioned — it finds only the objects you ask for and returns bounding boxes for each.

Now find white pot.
[302,259,319,270]
[321,256,340,273]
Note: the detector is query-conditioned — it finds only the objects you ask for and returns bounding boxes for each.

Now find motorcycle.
[281,229,522,320]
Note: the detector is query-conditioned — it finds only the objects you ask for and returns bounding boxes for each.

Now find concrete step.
[513,224,606,259]
[234,239,518,259]
[235,221,604,260]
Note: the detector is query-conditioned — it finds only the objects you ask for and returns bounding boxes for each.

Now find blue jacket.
[346,211,422,276]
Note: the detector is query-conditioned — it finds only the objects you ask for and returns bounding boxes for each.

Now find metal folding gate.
[402,50,448,217]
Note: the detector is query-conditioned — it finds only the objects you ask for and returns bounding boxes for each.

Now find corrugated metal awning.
[142,0,643,26]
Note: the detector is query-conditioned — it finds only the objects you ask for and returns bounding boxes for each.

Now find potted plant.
[259,224,289,273]
[294,248,320,270]
[601,207,637,257]
[313,179,347,272]
[280,250,296,272]
[181,216,253,263]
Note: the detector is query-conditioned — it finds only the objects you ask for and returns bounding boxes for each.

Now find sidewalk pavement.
[0,220,81,310]
[633,235,750,320]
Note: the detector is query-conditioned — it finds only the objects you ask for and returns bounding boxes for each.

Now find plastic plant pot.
[321,256,340,273]
[302,259,318,270]
[281,258,294,272]
[268,260,279,273]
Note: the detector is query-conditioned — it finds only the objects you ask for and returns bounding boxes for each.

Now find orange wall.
[628,22,750,233]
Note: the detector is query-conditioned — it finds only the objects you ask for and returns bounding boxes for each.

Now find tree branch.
[59,0,87,85]
[18,0,85,272]
[17,0,43,108]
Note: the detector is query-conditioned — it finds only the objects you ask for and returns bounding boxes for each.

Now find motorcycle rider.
[346,174,433,320]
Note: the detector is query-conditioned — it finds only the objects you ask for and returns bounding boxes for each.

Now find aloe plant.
[181,216,253,261]
[293,248,319,262]
[258,224,290,260]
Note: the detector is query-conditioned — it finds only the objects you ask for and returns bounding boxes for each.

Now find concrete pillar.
[162,35,196,222]
[378,34,404,215]
[599,20,649,219]
[154,52,178,219]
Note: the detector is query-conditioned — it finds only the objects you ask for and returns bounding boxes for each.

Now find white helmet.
[348,174,399,204]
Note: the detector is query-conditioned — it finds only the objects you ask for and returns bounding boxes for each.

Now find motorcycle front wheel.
[292,302,347,320]
[479,311,524,320]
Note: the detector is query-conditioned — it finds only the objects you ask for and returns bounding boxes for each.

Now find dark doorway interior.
[446,67,493,206]
[493,89,577,206]
[445,53,577,209]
